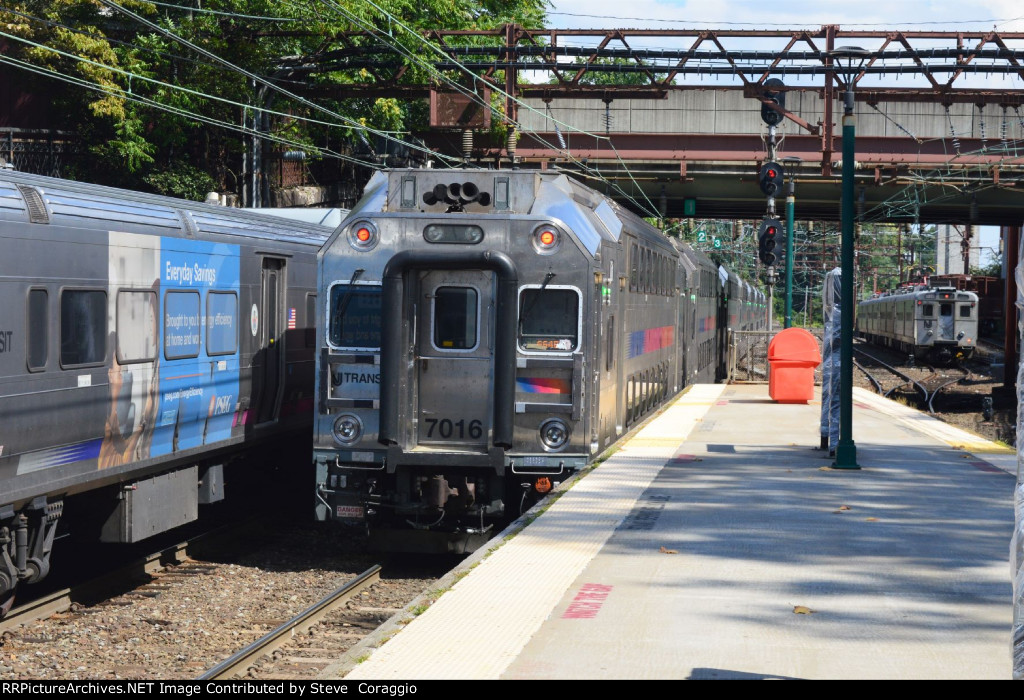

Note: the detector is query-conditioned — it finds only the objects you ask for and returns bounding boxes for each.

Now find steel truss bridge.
[286,24,1024,226]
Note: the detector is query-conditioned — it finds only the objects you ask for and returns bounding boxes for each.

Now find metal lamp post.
[829,46,869,470]
[781,156,802,329]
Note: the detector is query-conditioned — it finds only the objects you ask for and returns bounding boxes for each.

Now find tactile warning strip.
[851,387,1015,472]
[343,384,725,680]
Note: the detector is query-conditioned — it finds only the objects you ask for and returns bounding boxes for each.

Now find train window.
[922,304,934,316]
[630,244,638,290]
[305,294,317,348]
[626,376,635,423]
[606,316,614,371]
[164,291,201,359]
[433,286,478,351]
[940,303,952,317]
[116,290,157,363]
[644,249,651,293]
[60,289,106,367]
[28,288,47,371]
[959,305,972,318]
[329,284,381,349]
[518,287,580,352]
[206,292,238,356]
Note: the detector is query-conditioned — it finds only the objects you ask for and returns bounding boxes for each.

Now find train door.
[255,257,285,424]
[937,300,955,342]
[413,270,493,451]
[715,273,729,382]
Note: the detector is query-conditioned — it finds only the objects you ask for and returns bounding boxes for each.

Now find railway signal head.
[761,78,786,126]
[758,217,781,266]
[759,161,784,197]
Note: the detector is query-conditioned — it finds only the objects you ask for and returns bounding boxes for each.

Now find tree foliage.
[0,0,549,198]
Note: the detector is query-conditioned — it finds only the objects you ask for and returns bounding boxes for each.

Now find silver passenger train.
[856,285,979,363]
[0,171,331,612]
[313,168,766,551]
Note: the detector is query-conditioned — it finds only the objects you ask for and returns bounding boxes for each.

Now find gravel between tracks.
[852,339,1016,447]
[0,525,446,680]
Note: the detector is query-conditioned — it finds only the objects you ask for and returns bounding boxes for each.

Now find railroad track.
[853,346,970,414]
[196,566,382,680]
[0,520,256,634]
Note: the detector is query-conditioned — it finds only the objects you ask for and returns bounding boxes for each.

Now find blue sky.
[544,0,1014,264]
[544,0,1024,31]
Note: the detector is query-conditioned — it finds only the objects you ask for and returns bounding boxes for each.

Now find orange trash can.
[767,328,822,403]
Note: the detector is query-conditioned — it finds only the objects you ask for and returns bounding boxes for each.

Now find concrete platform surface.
[335,384,1016,680]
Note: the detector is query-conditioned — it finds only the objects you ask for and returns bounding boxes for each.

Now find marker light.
[532,224,562,255]
[347,221,379,251]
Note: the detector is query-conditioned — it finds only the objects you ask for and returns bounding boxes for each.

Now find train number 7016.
[424,418,483,440]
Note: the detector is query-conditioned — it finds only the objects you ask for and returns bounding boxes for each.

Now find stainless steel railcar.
[313,168,765,552]
[0,171,331,611]
[856,285,979,363]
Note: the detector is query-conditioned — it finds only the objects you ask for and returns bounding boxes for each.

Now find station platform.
[323,383,1017,680]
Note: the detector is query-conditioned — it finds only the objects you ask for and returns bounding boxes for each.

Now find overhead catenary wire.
[0,27,394,155]
[95,0,464,167]
[306,0,662,217]
[0,51,382,171]
[327,0,663,219]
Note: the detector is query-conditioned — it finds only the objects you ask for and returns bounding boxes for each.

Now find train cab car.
[856,285,978,363]
[0,171,330,611]
[313,169,765,552]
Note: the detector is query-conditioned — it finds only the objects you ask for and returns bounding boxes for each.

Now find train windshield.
[329,284,382,348]
[518,288,579,352]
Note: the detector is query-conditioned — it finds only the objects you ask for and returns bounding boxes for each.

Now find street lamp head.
[828,46,870,112]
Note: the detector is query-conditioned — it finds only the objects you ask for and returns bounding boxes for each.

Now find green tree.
[0,0,548,197]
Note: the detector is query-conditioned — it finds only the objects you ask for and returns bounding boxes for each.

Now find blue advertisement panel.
[150,239,240,458]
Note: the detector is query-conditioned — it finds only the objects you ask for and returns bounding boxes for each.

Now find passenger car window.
[164,291,201,359]
[60,289,106,366]
[329,284,381,349]
[518,288,579,352]
[116,290,158,363]
[959,305,971,318]
[28,288,47,370]
[206,291,238,356]
[433,286,478,350]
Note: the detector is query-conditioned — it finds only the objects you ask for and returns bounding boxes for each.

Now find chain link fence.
[728,328,824,385]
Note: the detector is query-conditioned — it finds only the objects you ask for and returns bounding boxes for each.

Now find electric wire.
[96,0,464,166]
[331,0,662,218]
[0,51,382,170]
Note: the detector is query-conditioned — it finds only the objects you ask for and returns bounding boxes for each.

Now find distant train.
[856,284,979,363]
[312,168,766,552]
[0,171,332,613]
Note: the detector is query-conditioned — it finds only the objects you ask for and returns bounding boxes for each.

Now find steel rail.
[197,565,382,681]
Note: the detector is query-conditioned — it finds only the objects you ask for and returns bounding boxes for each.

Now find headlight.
[333,414,363,445]
[539,418,570,451]
[347,221,379,251]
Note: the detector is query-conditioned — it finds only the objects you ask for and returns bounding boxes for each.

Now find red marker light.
[356,227,372,242]
[539,230,556,246]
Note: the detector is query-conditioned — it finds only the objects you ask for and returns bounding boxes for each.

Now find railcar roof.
[0,170,332,246]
